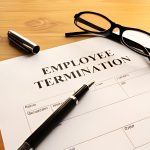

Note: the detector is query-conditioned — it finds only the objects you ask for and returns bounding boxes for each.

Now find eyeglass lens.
[76,13,111,33]
[122,30,150,54]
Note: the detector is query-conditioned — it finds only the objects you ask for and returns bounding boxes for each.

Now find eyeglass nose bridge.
[109,23,124,35]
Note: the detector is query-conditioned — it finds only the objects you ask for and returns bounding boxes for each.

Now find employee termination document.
[0,37,150,150]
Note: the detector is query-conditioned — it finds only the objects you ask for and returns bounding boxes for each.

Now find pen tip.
[87,81,95,88]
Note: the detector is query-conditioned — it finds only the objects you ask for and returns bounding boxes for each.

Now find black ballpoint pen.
[18,81,95,150]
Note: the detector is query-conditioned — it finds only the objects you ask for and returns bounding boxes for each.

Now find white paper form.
[0,37,150,150]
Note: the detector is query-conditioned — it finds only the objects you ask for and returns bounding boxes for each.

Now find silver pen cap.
[8,30,40,54]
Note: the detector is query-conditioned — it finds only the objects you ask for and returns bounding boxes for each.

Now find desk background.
[0,0,149,149]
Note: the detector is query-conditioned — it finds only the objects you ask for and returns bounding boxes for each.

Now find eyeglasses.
[65,11,150,59]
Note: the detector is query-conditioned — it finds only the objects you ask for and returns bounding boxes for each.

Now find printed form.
[0,37,150,150]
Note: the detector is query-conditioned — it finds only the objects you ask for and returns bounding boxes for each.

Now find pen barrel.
[26,97,76,148]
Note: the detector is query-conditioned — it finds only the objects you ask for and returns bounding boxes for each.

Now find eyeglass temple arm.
[65,31,120,43]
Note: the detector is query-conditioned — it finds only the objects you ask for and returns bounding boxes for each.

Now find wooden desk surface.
[0,0,149,149]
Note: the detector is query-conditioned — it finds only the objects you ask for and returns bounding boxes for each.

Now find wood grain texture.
[0,0,150,149]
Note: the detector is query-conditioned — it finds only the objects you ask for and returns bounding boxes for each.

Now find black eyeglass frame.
[65,11,150,59]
